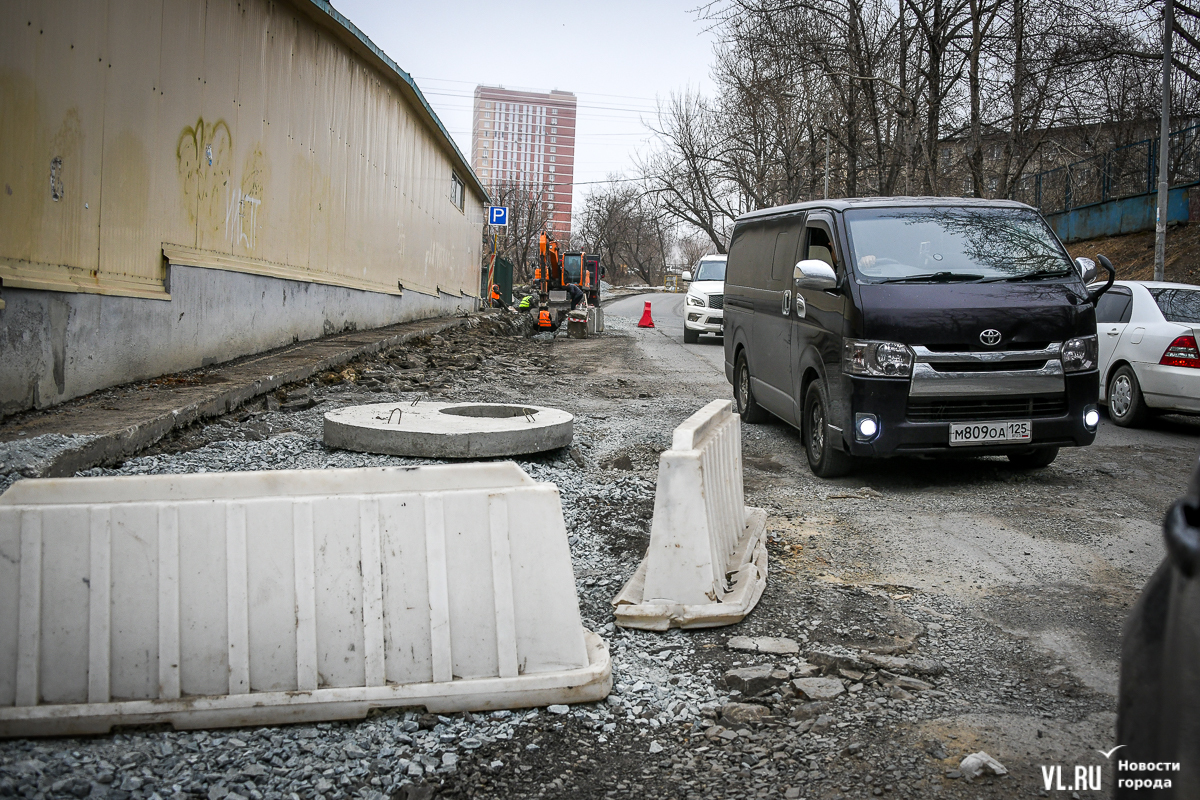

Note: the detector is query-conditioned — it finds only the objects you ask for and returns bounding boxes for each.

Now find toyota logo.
[980,329,1002,346]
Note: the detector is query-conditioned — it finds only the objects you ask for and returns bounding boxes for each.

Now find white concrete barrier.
[0,463,609,737]
[613,400,767,630]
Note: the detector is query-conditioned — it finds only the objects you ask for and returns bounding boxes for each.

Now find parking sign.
[488,206,509,226]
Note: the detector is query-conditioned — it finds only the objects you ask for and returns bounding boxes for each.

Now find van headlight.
[843,340,914,377]
[685,294,705,307]
[1061,335,1098,373]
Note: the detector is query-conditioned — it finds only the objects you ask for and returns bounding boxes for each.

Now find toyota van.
[723,198,1111,477]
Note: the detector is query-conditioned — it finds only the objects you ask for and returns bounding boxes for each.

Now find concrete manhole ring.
[323,402,574,458]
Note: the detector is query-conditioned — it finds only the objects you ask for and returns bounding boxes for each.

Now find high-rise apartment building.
[471,86,576,239]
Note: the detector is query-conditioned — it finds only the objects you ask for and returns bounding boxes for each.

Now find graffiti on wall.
[225,145,267,249]
[177,119,267,251]
[225,189,261,249]
[177,117,232,234]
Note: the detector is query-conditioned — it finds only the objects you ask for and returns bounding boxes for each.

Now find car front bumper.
[685,307,723,333]
[840,372,1099,457]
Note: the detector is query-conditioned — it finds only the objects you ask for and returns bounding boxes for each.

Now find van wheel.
[735,353,768,423]
[1108,365,1150,427]
[1007,446,1059,469]
[803,381,853,478]
[683,326,699,344]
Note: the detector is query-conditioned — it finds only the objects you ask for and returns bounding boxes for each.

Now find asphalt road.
[606,291,1200,792]
[606,291,726,374]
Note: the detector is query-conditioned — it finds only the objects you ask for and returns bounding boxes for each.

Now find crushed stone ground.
[2,309,1191,800]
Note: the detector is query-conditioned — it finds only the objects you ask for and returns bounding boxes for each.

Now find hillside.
[1065,223,1200,285]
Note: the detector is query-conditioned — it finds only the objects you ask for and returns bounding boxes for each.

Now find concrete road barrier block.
[612,400,767,630]
[0,463,609,737]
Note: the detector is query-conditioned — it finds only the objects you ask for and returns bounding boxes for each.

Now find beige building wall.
[0,0,486,302]
[0,0,489,414]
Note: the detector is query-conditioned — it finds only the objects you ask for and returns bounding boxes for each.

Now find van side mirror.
[1074,257,1097,284]
[794,259,837,290]
[681,270,693,282]
[1088,255,1116,305]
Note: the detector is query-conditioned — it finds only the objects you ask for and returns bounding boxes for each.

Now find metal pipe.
[1155,0,1173,282]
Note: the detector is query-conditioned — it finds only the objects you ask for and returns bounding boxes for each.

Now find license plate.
[948,420,1031,446]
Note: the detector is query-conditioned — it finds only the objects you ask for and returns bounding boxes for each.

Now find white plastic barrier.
[613,400,767,630]
[0,463,610,737]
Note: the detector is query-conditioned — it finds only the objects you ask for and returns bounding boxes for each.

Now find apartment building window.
[550,137,556,144]
[450,173,465,211]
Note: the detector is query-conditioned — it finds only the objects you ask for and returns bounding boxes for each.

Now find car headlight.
[1061,335,1098,373]
[685,294,705,307]
[843,340,914,377]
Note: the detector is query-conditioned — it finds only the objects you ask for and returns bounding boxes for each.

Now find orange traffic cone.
[637,301,655,328]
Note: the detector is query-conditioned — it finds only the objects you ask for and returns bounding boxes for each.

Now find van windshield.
[694,258,726,282]
[844,207,1073,284]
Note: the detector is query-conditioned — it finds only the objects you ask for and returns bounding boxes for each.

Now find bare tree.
[575,183,675,286]
[483,182,554,282]
[678,231,712,270]
[642,0,1195,236]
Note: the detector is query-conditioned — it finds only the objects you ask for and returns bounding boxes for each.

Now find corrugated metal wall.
[0,0,485,301]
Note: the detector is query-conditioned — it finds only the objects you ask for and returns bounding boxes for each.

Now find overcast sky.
[333,0,719,206]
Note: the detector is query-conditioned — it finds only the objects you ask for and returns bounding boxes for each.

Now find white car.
[682,254,727,344]
[1096,280,1200,426]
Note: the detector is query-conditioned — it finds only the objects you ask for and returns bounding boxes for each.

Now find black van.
[723,197,1111,477]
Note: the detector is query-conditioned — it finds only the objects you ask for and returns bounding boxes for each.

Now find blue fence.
[1014,124,1200,215]
[1045,185,1193,243]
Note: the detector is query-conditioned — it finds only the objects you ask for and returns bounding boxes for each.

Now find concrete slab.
[324,402,574,458]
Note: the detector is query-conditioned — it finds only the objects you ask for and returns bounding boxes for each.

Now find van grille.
[928,360,1049,373]
[708,294,724,310]
[922,341,1051,353]
[906,395,1068,422]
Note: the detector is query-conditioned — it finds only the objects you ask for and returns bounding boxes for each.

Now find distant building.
[471,86,576,238]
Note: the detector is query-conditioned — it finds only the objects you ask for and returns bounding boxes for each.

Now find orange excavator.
[534,232,603,330]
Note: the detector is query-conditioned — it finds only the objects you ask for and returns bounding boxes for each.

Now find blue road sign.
[488,206,509,226]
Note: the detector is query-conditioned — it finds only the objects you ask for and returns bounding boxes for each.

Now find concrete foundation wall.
[1047,185,1194,243]
[0,265,475,416]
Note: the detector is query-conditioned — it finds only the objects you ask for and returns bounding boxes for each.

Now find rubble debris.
[723,666,790,696]
[791,677,846,701]
[861,653,947,676]
[727,635,800,654]
[958,751,1008,779]
[807,650,870,674]
[719,702,773,725]
[789,701,832,721]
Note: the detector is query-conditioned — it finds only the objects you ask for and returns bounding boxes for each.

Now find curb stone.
[0,315,471,481]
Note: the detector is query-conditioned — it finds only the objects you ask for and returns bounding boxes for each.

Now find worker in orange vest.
[489,284,508,309]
